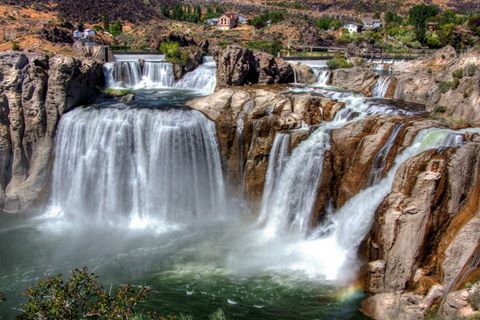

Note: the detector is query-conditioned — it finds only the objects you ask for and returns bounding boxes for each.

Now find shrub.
[433,105,447,113]
[315,17,342,30]
[438,81,453,93]
[468,286,480,311]
[209,309,228,320]
[327,57,353,70]
[246,40,283,56]
[17,267,150,320]
[11,41,20,51]
[160,41,181,61]
[465,64,477,77]
[452,68,464,79]
[104,88,132,97]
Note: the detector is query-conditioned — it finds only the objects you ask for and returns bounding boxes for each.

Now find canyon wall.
[0,51,103,213]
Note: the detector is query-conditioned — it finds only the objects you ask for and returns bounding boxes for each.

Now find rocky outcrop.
[290,63,317,84]
[186,88,344,202]
[330,66,378,95]
[172,46,204,80]
[330,47,480,125]
[360,139,480,319]
[213,45,294,87]
[0,51,103,213]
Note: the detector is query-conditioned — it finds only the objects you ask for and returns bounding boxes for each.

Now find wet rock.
[330,66,377,95]
[187,88,344,203]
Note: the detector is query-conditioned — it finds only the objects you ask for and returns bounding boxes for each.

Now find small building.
[362,17,383,30]
[205,18,219,26]
[238,14,249,25]
[73,30,83,39]
[84,29,96,38]
[217,13,239,31]
[344,22,362,33]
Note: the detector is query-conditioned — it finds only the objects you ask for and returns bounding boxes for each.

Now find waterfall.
[259,95,401,239]
[142,62,176,88]
[372,75,392,98]
[50,106,226,227]
[315,69,331,87]
[367,123,403,186]
[175,57,217,94]
[104,55,216,94]
[333,128,470,253]
[258,133,291,223]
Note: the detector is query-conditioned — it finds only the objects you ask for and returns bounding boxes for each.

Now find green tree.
[172,3,184,20]
[160,5,170,18]
[385,12,403,26]
[408,4,439,43]
[102,14,110,31]
[109,20,123,37]
[17,268,150,320]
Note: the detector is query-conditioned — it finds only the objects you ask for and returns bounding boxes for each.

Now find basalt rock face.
[213,46,294,87]
[0,51,103,213]
[186,88,344,202]
[360,139,480,320]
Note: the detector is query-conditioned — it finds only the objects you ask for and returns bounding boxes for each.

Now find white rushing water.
[372,75,393,98]
[49,106,226,229]
[257,84,479,280]
[104,55,216,94]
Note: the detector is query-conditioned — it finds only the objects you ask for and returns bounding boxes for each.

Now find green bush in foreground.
[13,267,229,320]
[327,57,353,70]
[17,267,150,320]
[160,41,181,62]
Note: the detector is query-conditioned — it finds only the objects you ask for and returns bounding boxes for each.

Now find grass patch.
[433,105,447,113]
[465,63,478,77]
[104,88,132,97]
[327,57,353,70]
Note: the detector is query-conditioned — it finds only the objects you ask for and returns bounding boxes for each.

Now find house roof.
[84,28,95,32]
[220,13,238,20]
[362,17,382,25]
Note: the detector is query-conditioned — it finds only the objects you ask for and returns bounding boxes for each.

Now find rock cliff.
[360,137,480,319]
[0,51,103,213]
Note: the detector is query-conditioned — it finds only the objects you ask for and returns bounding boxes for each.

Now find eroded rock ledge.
[360,137,480,320]
[187,88,344,202]
[0,51,103,213]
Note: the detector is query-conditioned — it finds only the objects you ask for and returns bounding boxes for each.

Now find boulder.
[213,45,295,87]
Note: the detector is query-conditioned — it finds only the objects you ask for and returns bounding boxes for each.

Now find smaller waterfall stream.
[372,75,392,98]
[367,123,404,186]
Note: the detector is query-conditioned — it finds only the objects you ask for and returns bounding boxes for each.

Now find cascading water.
[258,133,291,222]
[372,75,392,98]
[259,94,400,239]
[104,55,216,94]
[367,123,403,186]
[315,69,331,87]
[175,57,217,94]
[50,106,225,228]
[142,62,176,88]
